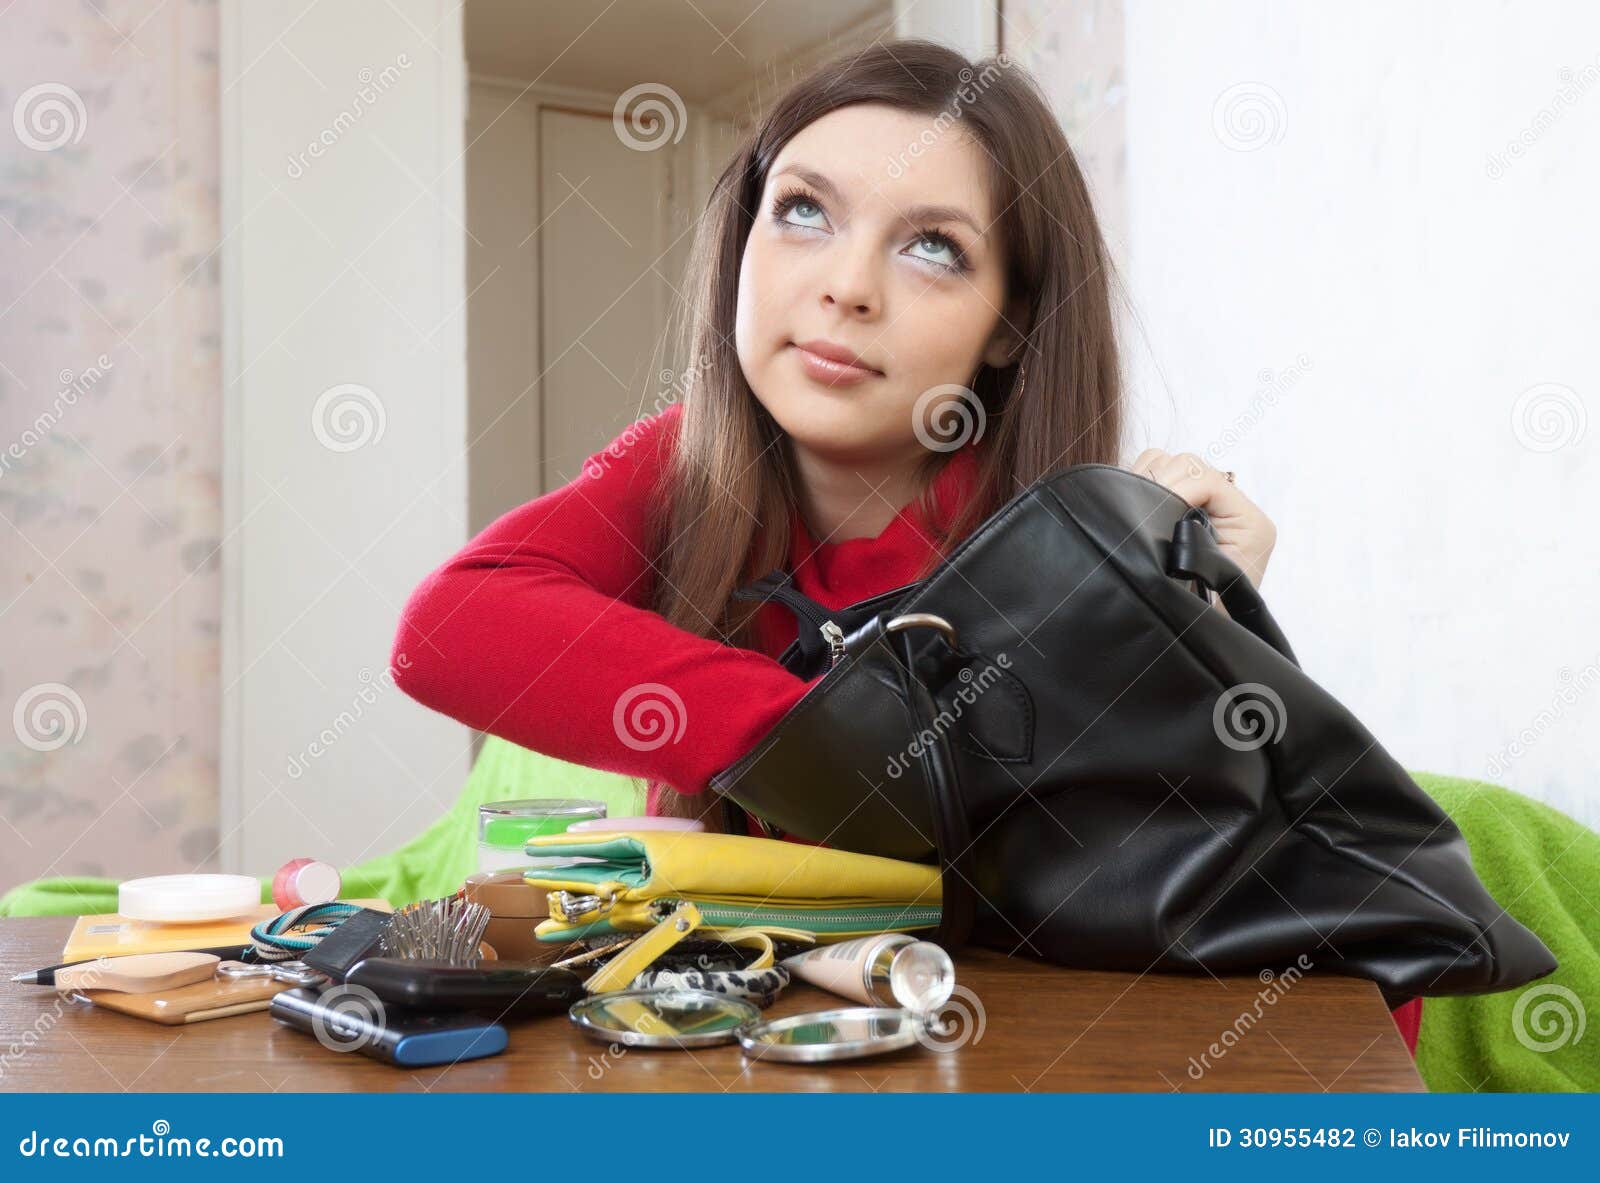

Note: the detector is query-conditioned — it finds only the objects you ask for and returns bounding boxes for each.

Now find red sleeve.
[389,404,813,794]
[1390,996,1422,1059]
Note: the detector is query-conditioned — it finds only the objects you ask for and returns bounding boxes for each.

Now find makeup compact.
[117,874,261,923]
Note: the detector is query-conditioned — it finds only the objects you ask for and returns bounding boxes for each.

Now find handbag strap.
[885,622,978,952]
[1166,509,1299,667]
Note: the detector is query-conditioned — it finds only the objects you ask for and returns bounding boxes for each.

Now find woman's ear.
[980,298,1028,369]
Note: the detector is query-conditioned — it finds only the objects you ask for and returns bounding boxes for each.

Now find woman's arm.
[389,404,815,794]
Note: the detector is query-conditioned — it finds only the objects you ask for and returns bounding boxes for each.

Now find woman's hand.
[1128,449,1277,589]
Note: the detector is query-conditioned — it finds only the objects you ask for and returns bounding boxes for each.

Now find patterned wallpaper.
[0,0,221,893]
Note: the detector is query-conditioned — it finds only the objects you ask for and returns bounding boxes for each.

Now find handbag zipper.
[819,620,845,667]
[755,584,847,667]
[650,897,941,933]
[736,577,921,671]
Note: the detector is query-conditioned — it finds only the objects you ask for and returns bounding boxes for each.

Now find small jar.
[477,798,606,873]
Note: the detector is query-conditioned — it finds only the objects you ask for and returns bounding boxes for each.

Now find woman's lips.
[791,342,883,387]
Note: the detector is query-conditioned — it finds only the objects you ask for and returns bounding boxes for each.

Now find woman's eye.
[780,199,827,230]
[906,233,959,268]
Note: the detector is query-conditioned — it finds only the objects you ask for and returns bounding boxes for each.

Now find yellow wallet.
[522,831,942,943]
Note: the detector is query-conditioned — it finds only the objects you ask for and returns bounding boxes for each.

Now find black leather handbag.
[711,464,1557,1000]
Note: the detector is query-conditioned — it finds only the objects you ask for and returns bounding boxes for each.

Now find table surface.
[0,917,1423,1092]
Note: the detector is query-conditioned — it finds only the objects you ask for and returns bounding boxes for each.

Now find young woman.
[391,40,1420,1055]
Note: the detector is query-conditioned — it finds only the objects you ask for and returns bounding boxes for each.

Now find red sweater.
[388,401,1422,1057]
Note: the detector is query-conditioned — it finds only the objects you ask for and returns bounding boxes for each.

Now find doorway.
[461,0,900,531]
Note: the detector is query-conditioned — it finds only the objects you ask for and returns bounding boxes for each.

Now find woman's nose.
[819,239,882,319]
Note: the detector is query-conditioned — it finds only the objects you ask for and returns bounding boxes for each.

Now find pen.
[10,944,256,985]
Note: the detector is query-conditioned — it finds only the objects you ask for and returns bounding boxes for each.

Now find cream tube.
[782,934,954,1011]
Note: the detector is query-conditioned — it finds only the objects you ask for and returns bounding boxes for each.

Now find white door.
[538,108,672,491]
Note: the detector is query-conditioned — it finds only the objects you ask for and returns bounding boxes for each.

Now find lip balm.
[271,858,342,910]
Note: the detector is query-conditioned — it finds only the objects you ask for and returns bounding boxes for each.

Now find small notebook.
[61,898,392,961]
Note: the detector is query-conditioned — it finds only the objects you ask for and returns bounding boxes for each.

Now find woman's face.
[735,103,1018,466]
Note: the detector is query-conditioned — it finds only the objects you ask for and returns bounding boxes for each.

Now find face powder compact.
[568,988,761,1049]
[737,1006,926,1063]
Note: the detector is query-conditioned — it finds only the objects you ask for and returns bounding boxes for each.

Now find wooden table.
[0,917,1423,1092]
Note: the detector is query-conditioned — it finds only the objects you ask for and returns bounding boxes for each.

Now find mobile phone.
[269,985,508,1067]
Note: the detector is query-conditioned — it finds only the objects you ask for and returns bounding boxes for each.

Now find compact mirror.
[568,988,760,1049]
[737,1006,924,1063]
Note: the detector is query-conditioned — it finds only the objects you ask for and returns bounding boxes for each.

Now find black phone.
[343,957,587,1018]
[269,986,507,1067]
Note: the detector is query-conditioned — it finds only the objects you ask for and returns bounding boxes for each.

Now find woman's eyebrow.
[770,163,842,202]
[771,162,985,238]
[898,203,984,237]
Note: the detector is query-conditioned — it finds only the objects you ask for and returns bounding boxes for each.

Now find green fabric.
[1408,772,1598,1094]
[4,755,1595,1094]
[0,736,642,918]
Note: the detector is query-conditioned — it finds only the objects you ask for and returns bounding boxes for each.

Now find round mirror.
[737,1006,924,1063]
[568,988,759,1049]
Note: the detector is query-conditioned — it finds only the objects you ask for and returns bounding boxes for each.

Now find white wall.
[220,1,470,873]
[1121,1,1600,826]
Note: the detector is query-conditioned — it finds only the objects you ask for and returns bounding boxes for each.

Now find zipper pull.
[820,620,845,668]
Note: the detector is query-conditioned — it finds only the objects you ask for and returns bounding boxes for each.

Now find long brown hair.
[646,39,1124,823]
